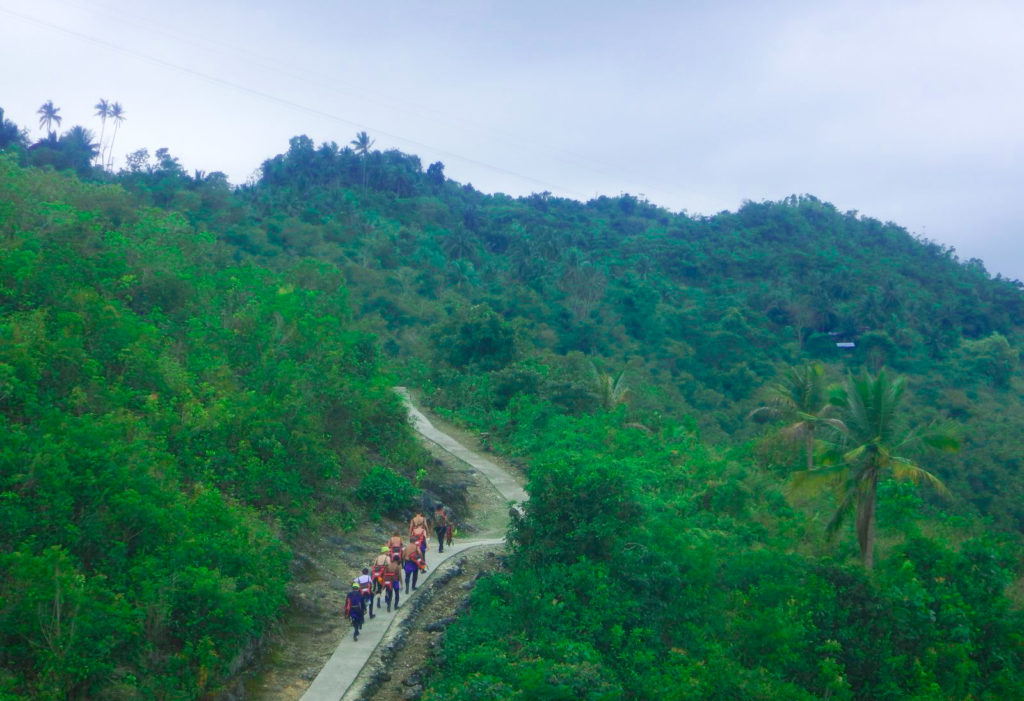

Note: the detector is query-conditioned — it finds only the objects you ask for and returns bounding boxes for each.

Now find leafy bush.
[355,466,418,516]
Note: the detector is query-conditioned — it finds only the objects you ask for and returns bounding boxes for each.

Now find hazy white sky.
[2,0,1022,280]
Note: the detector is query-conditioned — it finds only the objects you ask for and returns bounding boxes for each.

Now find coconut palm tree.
[37,100,62,137]
[350,130,374,189]
[94,99,110,167]
[792,369,957,569]
[750,363,838,472]
[106,102,125,170]
[350,130,374,156]
[442,228,477,261]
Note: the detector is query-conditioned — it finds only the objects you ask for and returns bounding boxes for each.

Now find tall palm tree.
[106,102,125,170]
[350,130,374,189]
[350,130,374,156]
[37,100,62,137]
[750,363,838,472]
[94,99,110,167]
[792,369,957,569]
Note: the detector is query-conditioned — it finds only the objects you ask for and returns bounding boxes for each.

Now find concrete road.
[395,387,529,508]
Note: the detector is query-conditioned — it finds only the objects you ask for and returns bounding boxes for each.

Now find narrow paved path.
[397,388,529,508]
[300,389,527,701]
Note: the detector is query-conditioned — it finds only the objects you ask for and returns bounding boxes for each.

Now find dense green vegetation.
[2,104,1022,698]
[423,402,1022,699]
[0,152,427,698]
[240,133,1024,535]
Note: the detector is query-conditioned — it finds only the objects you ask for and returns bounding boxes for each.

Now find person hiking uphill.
[409,511,427,539]
[355,568,375,619]
[433,503,451,553]
[382,555,402,611]
[411,522,428,558]
[371,547,390,607]
[410,511,429,557]
[387,531,404,564]
[402,540,426,594]
[344,583,365,641]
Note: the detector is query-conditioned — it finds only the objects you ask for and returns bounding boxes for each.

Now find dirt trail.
[242,390,525,700]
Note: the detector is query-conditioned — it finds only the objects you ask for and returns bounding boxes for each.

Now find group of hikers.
[344,503,455,640]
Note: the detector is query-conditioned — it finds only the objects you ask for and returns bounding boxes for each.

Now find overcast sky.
[2,0,1022,280]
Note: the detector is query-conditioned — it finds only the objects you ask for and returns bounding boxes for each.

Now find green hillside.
[0,153,430,697]
[1,114,1022,699]
[244,135,1024,535]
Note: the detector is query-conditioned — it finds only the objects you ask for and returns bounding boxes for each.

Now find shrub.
[355,466,418,516]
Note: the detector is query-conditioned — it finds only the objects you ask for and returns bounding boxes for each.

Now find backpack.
[345,591,363,615]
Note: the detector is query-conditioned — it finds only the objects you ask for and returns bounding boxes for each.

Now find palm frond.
[748,405,784,422]
[877,372,905,443]
[890,457,952,499]
[814,416,848,434]
[921,427,961,454]
[842,443,868,466]
[925,435,960,453]
[780,421,811,442]
[896,420,960,456]
[611,369,632,405]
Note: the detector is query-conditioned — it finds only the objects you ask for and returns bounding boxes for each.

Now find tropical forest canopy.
[1,105,1022,699]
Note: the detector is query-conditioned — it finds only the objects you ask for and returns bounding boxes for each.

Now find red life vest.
[406,548,426,570]
[356,575,373,596]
